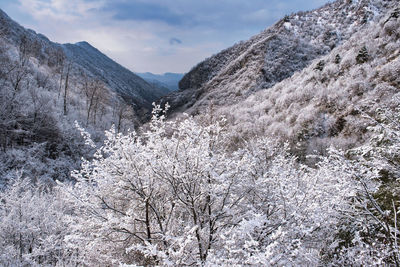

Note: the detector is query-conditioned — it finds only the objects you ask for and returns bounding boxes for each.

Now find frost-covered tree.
[60,105,398,265]
[0,101,398,266]
[0,176,76,266]
[62,106,250,265]
[206,144,382,266]
[338,101,400,266]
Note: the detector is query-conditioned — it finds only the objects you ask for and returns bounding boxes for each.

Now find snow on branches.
[60,108,397,266]
[1,105,399,266]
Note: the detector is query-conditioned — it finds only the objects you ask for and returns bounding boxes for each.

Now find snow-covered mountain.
[218,4,400,155]
[161,0,397,116]
[0,7,165,184]
[63,42,171,112]
[136,72,184,91]
[0,8,166,115]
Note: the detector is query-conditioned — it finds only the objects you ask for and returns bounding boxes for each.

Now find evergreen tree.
[356,46,369,64]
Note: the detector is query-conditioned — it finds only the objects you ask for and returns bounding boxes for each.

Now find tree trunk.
[58,67,63,98]
[63,63,71,116]
[145,199,152,243]
[117,108,123,133]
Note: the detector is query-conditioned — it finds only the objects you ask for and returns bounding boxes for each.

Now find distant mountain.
[160,0,398,116]
[0,8,169,184]
[136,72,184,91]
[62,42,170,113]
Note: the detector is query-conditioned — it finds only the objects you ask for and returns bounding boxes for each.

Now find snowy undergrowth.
[1,105,399,266]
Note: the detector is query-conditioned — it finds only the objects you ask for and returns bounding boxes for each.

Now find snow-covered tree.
[62,106,248,265]
[0,175,76,266]
[62,105,398,265]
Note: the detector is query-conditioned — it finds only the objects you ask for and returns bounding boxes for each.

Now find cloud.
[106,1,191,26]
[18,0,105,21]
[169,38,182,45]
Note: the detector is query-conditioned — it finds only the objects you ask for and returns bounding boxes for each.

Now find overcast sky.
[1,0,329,74]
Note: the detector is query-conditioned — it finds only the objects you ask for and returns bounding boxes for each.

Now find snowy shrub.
[62,107,257,265]
[57,106,398,265]
[0,176,75,266]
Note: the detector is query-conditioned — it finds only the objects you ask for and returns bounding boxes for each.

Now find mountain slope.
[161,0,398,115]
[63,42,169,111]
[0,8,164,115]
[216,4,399,152]
[0,8,158,184]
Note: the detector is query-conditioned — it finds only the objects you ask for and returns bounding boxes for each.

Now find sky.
[1,0,329,74]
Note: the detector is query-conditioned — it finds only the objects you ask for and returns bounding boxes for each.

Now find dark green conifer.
[334,54,341,64]
[356,46,369,64]
[314,60,325,71]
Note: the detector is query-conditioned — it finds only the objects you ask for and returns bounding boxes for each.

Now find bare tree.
[7,35,31,92]
[114,99,134,133]
[55,49,66,98]
[0,39,13,89]
[82,76,109,126]
[63,61,72,116]
[28,86,50,123]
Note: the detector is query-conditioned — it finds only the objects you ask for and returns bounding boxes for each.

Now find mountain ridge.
[136,72,184,91]
[160,0,397,116]
[0,8,168,115]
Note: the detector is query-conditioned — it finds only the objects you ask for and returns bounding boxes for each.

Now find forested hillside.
[217,3,400,156]
[161,0,397,116]
[0,8,164,185]
[63,42,171,114]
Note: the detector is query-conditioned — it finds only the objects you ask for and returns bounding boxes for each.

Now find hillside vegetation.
[0,0,399,266]
[0,8,166,184]
[162,0,397,117]
[218,4,400,156]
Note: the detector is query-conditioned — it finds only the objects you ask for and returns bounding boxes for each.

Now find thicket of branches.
[1,105,399,266]
[0,33,135,184]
